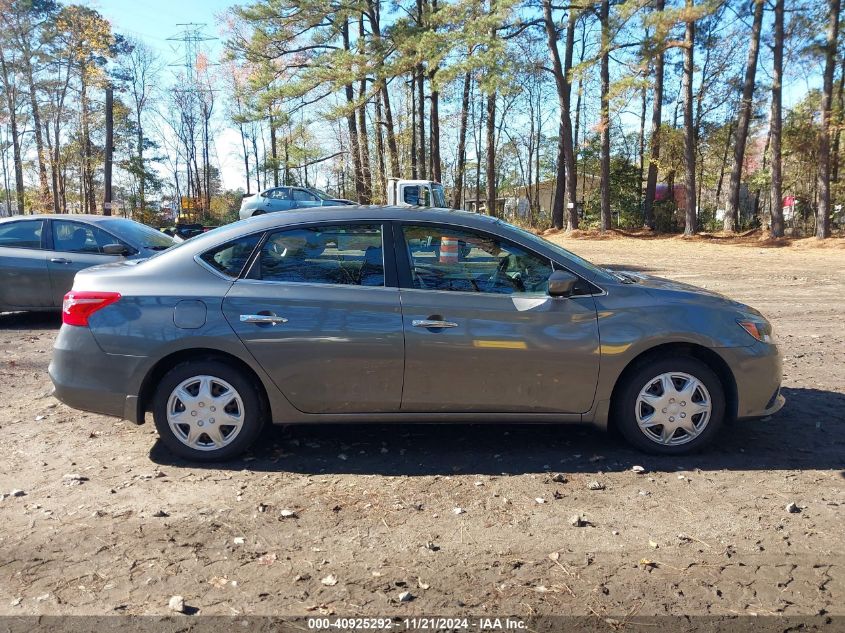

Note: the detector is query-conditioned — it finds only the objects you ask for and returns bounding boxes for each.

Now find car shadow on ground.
[0,311,62,329]
[149,387,845,476]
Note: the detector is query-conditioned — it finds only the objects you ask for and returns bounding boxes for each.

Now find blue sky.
[95,0,233,54]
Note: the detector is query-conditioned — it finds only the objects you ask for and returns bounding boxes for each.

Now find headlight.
[737,319,775,344]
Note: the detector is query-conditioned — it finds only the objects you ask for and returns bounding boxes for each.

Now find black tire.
[613,356,725,455]
[152,360,265,462]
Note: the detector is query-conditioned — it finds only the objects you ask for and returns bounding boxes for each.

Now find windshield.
[306,187,333,201]
[503,221,616,282]
[431,184,447,208]
[100,218,176,250]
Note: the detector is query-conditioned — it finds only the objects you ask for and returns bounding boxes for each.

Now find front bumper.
[49,325,145,421]
[718,341,784,419]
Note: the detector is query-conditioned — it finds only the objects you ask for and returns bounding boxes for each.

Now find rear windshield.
[98,218,175,250]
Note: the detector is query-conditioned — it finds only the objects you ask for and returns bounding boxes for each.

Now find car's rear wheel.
[614,356,725,455]
[152,360,265,461]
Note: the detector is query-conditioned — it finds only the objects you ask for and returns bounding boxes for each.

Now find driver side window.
[401,225,553,295]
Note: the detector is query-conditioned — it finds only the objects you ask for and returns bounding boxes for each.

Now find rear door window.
[0,220,44,249]
[255,224,384,287]
[53,220,123,254]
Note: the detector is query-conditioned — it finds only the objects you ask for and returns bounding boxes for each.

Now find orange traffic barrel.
[440,236,459,263]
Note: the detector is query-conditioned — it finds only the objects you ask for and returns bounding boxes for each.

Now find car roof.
[0,214,125,224]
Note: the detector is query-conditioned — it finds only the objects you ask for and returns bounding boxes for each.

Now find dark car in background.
[0,214,175,313]
[239,186,355,220]
[49,207,784,462]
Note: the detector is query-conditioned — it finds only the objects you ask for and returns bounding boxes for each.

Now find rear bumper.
[49,325,145,422]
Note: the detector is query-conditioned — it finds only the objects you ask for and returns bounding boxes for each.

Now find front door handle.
[412,319,458,329]
[240,314,288,325]
[50,257,72,264]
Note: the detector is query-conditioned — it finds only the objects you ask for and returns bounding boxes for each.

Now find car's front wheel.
[614,356,725,455]
[152,360,265,461]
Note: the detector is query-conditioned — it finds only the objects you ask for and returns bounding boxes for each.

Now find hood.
[611,269,760,315]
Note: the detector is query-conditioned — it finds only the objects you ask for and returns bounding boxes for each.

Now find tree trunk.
[270,111,278,188]
[682,1,697,235]
[831,54,845,184]
[380,81,400,178]
[342,20,365,202]
[817,0,841,238]
[363,0,400,178]
[642,0,665,230]
[769,0,785,237]
[451,71,471,210]
[486,91,496,216]
[638,81,647,222]
[416,65,426,180]
[374,87,387,202]
[24,57,51,211]
[429,69,441,183]
[599,0,611,232]
[357,15,373,203]
[410,75,417,179]
[357,90,373,203]
[724,0,764,232]
[0,48,24,214]
[542,0,566,230]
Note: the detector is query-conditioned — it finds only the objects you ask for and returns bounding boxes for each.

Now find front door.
[46,220,124,306]
[222,222,404,414]
[396,223,600,414]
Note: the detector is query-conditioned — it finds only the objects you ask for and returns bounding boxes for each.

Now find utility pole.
[103,84,113,216]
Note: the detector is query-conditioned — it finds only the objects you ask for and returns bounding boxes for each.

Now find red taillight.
[62,291,122,327]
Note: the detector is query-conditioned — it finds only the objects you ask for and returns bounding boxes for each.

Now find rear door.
[0,219,51,309]
[395,222,600,414]
[263,188,293,212]
[46,220,125,306]
[221,222,404,414]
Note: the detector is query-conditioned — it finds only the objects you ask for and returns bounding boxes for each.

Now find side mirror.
[548,270,579,297]
[103,243,130,256]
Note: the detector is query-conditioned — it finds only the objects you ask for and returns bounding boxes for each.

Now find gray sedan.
[0,214,175,312]
[49,207,784,461]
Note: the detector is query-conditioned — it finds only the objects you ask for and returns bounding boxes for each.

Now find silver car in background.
[239,186,355,220]
[0,214,175,313]
[49,207,784,461]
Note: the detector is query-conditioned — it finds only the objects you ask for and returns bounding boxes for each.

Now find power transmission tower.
[166,24,218,219]
[167,23,217,87]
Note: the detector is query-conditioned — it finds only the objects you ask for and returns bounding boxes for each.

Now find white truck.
[386,178,449,208]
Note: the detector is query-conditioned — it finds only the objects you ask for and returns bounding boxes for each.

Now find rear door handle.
[412,319,458,329]
[240,314,288,325]
[50,257,72,264]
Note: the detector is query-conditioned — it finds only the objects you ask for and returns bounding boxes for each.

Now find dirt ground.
[0,235,843,619]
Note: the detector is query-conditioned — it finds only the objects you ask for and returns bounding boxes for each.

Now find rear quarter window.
[199,234,262,278]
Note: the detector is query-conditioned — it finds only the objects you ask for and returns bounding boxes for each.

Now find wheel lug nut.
[210,406,216,412]
[191,411,197,417]
[199,402,205,407]
[210,418,215,424]
[669,416,675,422]
[680,413,686,418]
[669,398,675,403]
[198,420,204,427]
[661,408,667,413]
[681,401,686,406]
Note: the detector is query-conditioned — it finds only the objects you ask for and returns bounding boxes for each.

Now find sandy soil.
[0,235,842,618]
